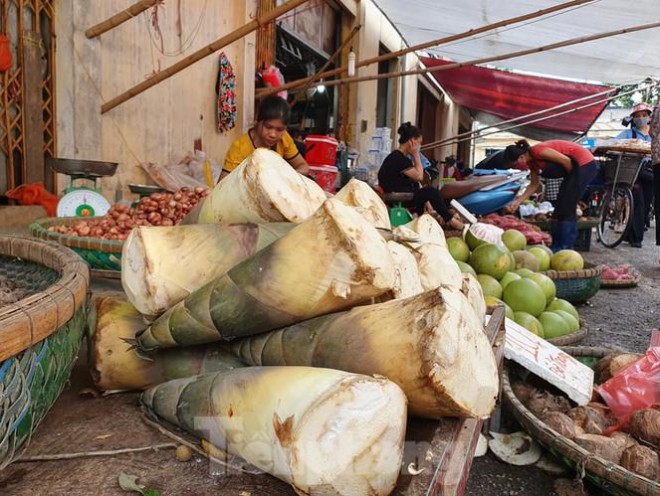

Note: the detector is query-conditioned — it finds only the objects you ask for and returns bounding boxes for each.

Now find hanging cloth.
[215,52,236,133]
[0,34,12,72]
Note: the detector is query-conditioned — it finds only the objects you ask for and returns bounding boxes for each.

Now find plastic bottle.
[348,48,356,77]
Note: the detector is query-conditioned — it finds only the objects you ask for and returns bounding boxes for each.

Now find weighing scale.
[48,157,118,217]
[128,183,167,199]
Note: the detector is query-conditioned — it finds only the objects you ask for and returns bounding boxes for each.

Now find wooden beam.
[22,31,45,185]
[85,0,160,39]
[256,0,595,98]
[101,0,310,114]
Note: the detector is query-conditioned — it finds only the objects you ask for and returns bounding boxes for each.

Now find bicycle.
[592,150,648,248]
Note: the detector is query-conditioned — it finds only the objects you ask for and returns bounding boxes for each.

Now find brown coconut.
[629,409,660,447]
[525,390,572,418]
[574,434,622,464]
[620,444,659,480]
[568,406,614,435]
[594,353,642,384]
[541,411,580,439]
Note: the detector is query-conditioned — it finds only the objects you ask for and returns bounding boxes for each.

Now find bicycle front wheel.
[597,185,634,248]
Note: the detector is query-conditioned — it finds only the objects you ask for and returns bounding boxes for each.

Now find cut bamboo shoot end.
[197,148,326,224]
[334,178,391,229]
[488,432,542,466]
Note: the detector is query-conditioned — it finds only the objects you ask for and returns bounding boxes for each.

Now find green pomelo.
[534,244,554,259]
[456,260,477,276]
[447,237,470,262]
[477,274,503,299]
[484,295,514,319]
[470,244,511,280]
[513,250,540,272]
[546,298,579,321]
[513,311,544,337]
[502,229,527,252]
[538,311,572,339]
[527,273,556,305]
[506,250,516,271]
[552,309,579,332]
[515,268,535,278]
[551,249,584,271]
[503,278,546,317]
[464,223,504,251]
[528,246,551,271]
[505,304,515,320]
[500,271,522,290]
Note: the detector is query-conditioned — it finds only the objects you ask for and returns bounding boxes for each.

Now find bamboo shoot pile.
[136,198,396,351]
[121,223,293,317]
[183,148,327,224]
[141,367,407,495]
[88,294,245,392]
[226,287,499,418]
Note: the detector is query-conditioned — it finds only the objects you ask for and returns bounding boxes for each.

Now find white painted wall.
[55,0,256,199]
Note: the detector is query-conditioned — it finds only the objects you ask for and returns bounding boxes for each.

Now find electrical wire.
[142,0,208,57]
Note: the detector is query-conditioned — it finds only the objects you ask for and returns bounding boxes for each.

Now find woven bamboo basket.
[546,327,588,346]
[600,267,642,289]
[29,217,123,271]
[0,236,89,469]
[542,261,602,303]
[503,346,660,496]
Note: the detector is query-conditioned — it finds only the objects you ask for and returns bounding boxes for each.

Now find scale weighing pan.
[128,183,167,196]
[47,157,118,177]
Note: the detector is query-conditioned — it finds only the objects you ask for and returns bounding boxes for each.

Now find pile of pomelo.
[447,223,584,340]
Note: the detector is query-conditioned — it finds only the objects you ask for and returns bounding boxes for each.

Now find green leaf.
[143,490,161,496]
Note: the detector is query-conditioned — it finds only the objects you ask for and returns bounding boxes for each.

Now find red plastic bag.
[0,34,12,72]
[6,182,59,216]
[261,65,287,100]
[598,347,660,425]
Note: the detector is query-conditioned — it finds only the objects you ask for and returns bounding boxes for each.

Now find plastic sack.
[0,34,12,72]
[261,65,287,100]
[182,151,221,187]
[598,347,660,425]
[6,182,59,216]
[140,161,207,193]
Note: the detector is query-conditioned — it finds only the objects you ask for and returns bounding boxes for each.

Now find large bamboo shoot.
[141,367,407,495]
[387,240,423,299]
[121,223,293,317]
[136,198,396,350]
[461,273,487,323]
[227,287,499,418]
[396,214,462,290]
[88,294,245,392]
[334,178,391,229]
[184,148,326,224]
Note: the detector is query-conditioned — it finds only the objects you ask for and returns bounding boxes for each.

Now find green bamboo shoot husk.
[87,294,244,393]
[141,367,407,495]
[136,198,396,351]
[226,286,499,419]
[183,148,326,224]
[121,223,293,317]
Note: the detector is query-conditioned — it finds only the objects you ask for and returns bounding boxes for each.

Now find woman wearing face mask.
[378,122,464,230]
[615,102,653,247]
[220,95,310,181]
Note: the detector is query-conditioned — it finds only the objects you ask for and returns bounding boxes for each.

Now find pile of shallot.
[48,187,209,241]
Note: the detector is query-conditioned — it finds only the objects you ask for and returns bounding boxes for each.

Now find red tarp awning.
[421,57,615,136]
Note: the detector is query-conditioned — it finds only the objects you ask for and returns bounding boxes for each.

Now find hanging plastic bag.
[0,34,12,72]
[598,346,660,425]
[6,182,59,216]
[261,65,287,100]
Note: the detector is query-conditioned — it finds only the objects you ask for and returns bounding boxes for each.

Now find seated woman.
[378,122,464,230]
[220,95,310,181]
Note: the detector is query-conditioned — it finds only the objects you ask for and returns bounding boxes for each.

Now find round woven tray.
[600,267,642,289]
[542,261,602,304]
[29,217,123,271]
[546,327,588,346]
[503,346,660,496]
[0,236,89,468]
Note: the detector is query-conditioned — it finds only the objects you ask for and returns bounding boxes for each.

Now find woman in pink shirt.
[505,139,599,251]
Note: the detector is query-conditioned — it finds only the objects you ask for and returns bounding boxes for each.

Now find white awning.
[372,0,660,85]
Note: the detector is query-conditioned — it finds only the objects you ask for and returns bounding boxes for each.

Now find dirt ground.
[1,227,659,496]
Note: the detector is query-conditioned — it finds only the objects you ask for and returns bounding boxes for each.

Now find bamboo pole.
[424,85,649,151]
[421,86,619,151]
[101,0,310,114]
[291,24,361,106]
[256,0,595,98]
[85,0,160,39]
[299,21,660,92]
